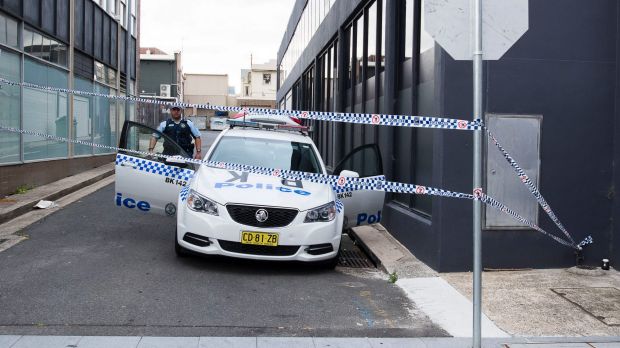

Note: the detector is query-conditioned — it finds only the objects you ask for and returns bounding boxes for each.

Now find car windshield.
[208,136,322,174]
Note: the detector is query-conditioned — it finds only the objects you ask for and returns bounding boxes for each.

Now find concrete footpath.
[1,335,620,347]
[350,224,620,339]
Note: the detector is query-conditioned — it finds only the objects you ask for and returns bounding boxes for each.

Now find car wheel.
[175,228,189,257]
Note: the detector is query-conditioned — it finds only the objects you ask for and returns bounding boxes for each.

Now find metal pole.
[125,0,132,120]
[472,0,483,347]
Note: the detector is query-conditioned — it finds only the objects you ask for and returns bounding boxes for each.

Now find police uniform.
[155,118,201,157]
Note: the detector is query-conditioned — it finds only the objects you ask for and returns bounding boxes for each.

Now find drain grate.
[338,248,374,268]
[552,287,620,326]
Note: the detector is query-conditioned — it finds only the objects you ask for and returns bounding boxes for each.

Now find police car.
[115,114,385,267]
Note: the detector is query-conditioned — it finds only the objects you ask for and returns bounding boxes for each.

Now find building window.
[379,0,386,74]
[366,1,377,80]
[345,25,353,91]
[74,78,118,156]
[130,0,137,37]
[107,0,116,14]
[23,57,69,161]
[245,86,249,96]
[0,49,21,163]
[120,1,127,27]
[263,73,271,84]
[95,61,117,87]
[23,26,68,67]
[354,16,364,87]
[279,0,336,88]
[404,0,414,63]
[73,77,94,156]
[303,66,314,111]
[285,90,292,110]
[93,84,116,154]
[0,12,19,48]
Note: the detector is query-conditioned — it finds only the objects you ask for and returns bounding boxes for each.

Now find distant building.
[184,73,237,129]
[0,0,140,197]
[139,47,183,100]
[237,59,277,109]
[138,47,183,127]
[185,74,229,108]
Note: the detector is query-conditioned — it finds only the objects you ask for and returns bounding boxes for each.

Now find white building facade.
[238,59,277,108]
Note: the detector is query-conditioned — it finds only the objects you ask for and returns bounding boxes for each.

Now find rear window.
[208,136,322,174]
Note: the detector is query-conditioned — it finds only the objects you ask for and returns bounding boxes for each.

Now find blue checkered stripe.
[179,186,190,202]
[335,200,344,213]
[116,154,194,181]
[577,236,593,248]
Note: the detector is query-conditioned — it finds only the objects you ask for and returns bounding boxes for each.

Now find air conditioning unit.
[160,84,171,97]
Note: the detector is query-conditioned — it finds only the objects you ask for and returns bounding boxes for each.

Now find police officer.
[148,105,202,159]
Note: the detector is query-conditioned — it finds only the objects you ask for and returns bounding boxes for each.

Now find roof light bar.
[276,124,309,132]
[227,119,259,127]
[226,119,310,133]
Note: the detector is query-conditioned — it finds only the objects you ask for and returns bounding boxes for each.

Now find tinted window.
[334,144,382,178]
[209,137,322,174]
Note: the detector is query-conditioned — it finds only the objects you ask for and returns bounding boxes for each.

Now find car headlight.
[304,201,336,223]
[187,189,219,215]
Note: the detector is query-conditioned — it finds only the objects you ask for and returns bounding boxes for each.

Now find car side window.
[119,121,193,169]
[334,144,383,177]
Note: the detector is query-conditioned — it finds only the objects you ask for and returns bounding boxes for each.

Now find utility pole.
[423,1,528,346]
[472,0,483,346]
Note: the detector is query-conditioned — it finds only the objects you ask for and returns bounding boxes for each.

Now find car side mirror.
[339,170,359,178]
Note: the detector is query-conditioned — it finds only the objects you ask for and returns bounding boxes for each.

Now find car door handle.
[120,160,138,169]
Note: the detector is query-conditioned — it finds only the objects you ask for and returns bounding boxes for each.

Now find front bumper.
[176,201,343,262]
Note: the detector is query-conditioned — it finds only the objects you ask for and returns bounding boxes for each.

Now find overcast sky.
[140,0,296,94]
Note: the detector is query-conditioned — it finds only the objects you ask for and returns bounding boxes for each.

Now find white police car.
[115,114,385,267]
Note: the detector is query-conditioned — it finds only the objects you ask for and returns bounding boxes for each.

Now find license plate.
[241,232,279,246]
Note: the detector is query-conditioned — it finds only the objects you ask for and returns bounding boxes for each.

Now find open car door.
[115,121,196,216]
[333,144,386,228]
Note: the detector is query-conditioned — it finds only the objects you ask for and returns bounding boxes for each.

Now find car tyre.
[175,228,189,257]
[316,248,340,270]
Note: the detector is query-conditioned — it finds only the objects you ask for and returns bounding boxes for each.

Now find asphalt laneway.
[0,182,447,337]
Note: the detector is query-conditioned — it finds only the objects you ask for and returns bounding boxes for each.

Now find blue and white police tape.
[0,77,482,131]
[0,125,589,250]
[485,128,577,248]
[2,74,573,247]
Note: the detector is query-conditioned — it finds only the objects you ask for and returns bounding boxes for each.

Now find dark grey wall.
[437,0,618,271]
[613,2,620,268]
[139,60,178,98]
